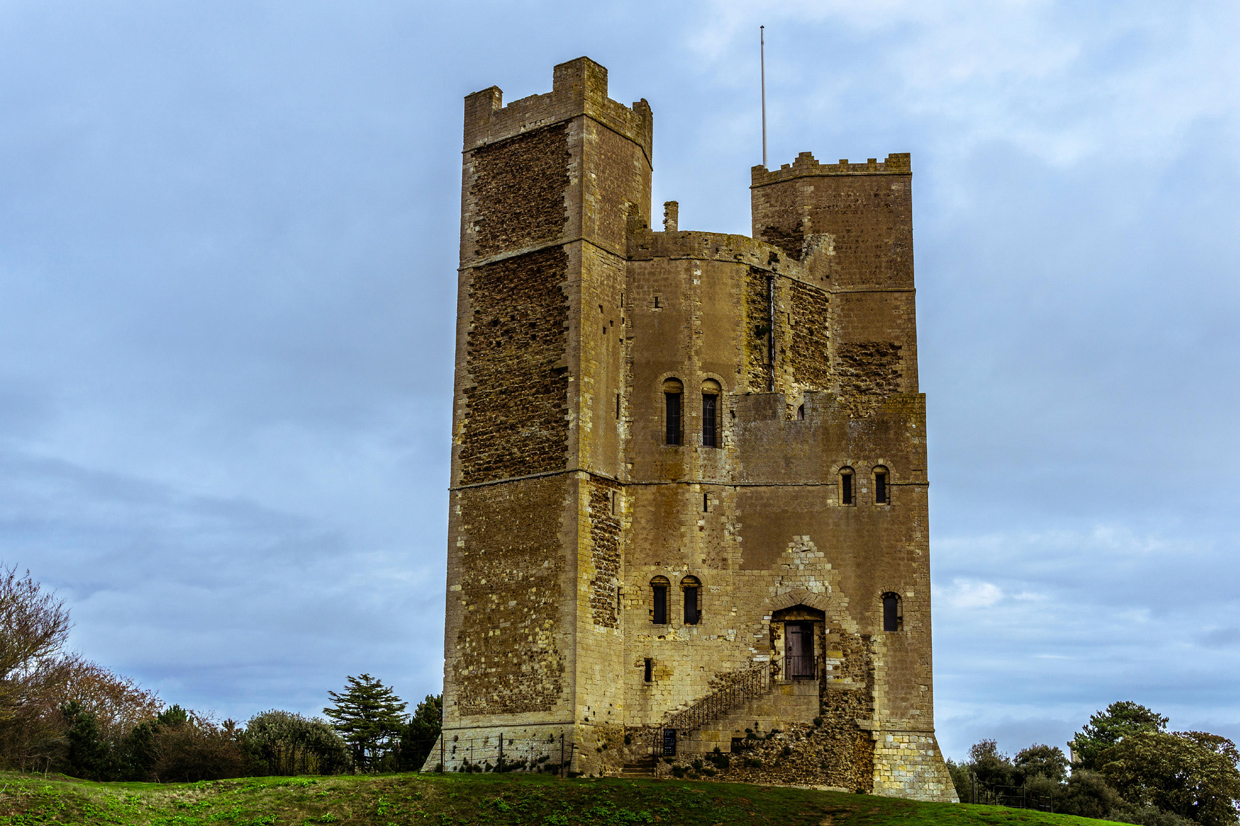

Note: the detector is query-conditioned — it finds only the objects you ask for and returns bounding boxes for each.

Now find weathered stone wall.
[790,280,832,391]
[873,732,959,802]
[588,478,621,629]
[469,125,570,259]
[458,248,570,485]
[449,478,569,717]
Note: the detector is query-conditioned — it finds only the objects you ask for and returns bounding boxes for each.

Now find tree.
[1072,701,1169,771]
[245,710,349,776]
[0,566,75,770]
[147,706,247,783]
[60,701,116,780]
[323,674,406,772]
[399,693,442,771]
[1015,743,1069,783]
[1101,731,1240,826]
[969,739,1018,788]
[45,658,161,744]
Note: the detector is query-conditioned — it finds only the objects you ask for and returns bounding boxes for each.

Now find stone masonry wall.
[744,267,773,392]
[458,247,570,485]
[588,477,621,630]
[450,477,569,716]
[836,341,903,418]
[789,280,831,391]
[873,732,959,802]
[469,124,570,259]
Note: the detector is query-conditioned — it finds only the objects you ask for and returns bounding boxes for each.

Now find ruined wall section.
[789,280,832,391]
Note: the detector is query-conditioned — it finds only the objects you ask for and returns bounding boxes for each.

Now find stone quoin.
[425,57,956,802]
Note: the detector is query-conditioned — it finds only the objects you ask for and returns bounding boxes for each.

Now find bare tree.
[0,565,73,769]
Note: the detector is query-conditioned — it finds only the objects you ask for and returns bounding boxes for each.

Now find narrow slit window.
[615,393,620,419]
[701,380,721,448]
[664,379,683,445]
[651,577,669,625]
[643,658,653,683]
[840,467,855,506]
[703,493,709,513]
[682,576,701,626]
[874,467,888,505]
[702,393,717,446]
[883,593,901,632]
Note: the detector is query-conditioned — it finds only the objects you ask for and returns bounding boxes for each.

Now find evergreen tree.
[61,701,115,780]
[1072,701,1169,771]
[323,674,406,772]
[399,693,442,772]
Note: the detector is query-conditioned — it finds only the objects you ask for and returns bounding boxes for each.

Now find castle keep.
[427,57,956,801]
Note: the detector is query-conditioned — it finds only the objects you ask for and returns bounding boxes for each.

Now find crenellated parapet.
[751,151,911,187]
[463,57,653,164]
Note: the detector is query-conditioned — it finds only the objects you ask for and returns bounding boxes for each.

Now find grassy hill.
[0,770,1121,826]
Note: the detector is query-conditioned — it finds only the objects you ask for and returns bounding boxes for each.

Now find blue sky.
[2,0,1237,760]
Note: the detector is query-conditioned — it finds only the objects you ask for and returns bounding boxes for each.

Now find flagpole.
[760,25,767,168]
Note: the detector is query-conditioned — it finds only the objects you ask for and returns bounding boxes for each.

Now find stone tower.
[428,57,955,802]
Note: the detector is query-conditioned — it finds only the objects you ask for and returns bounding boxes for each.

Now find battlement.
[627,227,801,276]
[751,151,911,187]
[463,57,653,163]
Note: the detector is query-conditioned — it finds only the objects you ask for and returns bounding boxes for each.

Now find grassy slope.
[0,771,1120,826]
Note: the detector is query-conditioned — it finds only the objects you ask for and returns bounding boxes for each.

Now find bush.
[147,707,246,783]
[245,710,350,776]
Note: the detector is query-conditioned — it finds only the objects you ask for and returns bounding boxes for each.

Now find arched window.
[882,592,902,632]
[701,380,721,448]
[797,404,805,420]
[663,379,683,445]
[681,576,701,625]
[650,576,669,625]
[874,466,889,505]
[840,467,855,506]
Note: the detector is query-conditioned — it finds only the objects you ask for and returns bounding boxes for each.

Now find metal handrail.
[653,662,772,759]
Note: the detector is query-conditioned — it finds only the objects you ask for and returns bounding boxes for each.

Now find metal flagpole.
[760,25,767,168]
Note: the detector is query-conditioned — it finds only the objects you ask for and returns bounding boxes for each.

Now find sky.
[1,0,1238,761]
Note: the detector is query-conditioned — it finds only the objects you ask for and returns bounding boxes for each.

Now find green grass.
[0,771,1122,826]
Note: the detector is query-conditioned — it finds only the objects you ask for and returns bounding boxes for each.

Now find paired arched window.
[681,576,701,625]
[839,467,855,506]
[663,379,682,445]
[874,466,889,505]
[701,380,721,447]
[650,576,669,625]
[882,592,902,632]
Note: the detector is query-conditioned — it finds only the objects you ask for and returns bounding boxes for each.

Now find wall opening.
[664,379,683,445]
[681,575,701,625]
[643,658,653,683]
[651,576,669,625]
[840,467,855,506]
[874,466,888,505]
[701,379,721,448]
[883,592,902,632]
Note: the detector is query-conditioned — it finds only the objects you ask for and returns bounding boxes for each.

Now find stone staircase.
[678,678,820,756]
[618,756,656,778]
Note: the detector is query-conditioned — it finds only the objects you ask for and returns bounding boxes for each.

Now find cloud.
[936,579,1004,609]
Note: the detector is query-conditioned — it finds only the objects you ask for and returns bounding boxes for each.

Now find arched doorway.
[771,604,825,680]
